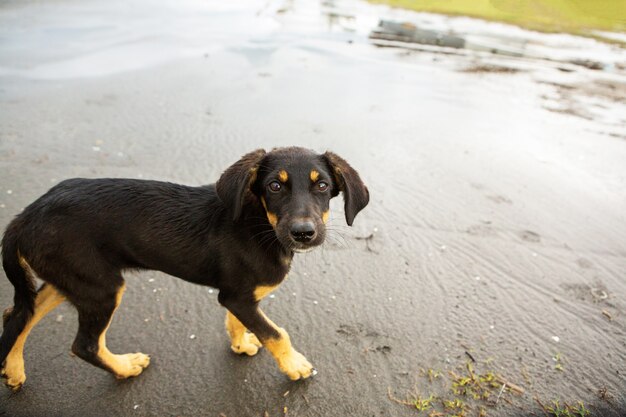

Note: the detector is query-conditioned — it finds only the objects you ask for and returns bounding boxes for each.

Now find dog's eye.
[268,181,282,193]
[317,181,329,192]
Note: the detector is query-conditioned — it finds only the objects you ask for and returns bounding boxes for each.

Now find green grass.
[413,394,435,411]
[553,352,564,372]
[545,399,590,417]
[370,0,625,38]
[389,363,517,416]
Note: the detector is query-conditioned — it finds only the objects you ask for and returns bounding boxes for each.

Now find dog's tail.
[0,227,36,366]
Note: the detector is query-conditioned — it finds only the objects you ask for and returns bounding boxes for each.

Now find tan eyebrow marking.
[278,170,288,183]
[310,170,319,182]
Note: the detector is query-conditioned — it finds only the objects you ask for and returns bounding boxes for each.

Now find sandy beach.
[1,0,625,416]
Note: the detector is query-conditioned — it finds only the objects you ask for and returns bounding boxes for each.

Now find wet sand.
[1,0,625,416]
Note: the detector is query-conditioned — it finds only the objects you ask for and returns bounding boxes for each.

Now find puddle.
[2,0,624,80]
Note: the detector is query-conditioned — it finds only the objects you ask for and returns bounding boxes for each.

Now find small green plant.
[553,352,564,372]
[544,399,590,417]
[572,401,590,417]
[443,398,465,411]
[388,387,438,414]
[546,400,570,417]
[451,363,501,400]
[414,394,435,411]
[427,368,441,382]
[419,368,442,383]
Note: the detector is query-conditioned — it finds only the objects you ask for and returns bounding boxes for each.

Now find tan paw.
[112,352,150,379]
[277,349,315,380]
[231,332,263,356]
[1,366,26,391]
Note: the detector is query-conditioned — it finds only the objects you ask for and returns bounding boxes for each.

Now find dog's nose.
[290,221,316,242]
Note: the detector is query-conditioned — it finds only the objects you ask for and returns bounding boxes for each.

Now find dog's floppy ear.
[216,149,266,221]
[323,151,369,226]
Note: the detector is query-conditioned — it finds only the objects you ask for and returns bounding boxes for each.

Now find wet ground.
[1,0,625,416]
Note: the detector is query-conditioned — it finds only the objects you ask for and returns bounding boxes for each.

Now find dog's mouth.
[285,236,325,253]
[292,246,315,253]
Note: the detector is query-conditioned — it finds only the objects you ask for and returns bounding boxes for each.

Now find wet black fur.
[0,146,368,378]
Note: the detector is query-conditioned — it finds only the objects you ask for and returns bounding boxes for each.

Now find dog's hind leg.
[1,284,65,390]
[70,282,150,379]
[225,311,262,356]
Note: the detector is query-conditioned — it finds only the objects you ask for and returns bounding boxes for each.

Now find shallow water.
[1,0,625,416]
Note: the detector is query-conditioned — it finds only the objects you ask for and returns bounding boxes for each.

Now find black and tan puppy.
[0,147,368,389]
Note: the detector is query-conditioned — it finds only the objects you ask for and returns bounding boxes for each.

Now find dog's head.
[216,147,369,252]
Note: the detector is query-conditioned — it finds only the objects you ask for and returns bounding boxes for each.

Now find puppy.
[0,146,368,389]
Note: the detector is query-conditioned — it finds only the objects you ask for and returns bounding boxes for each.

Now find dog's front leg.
[219,297,314,380]
[224,311,262,356]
